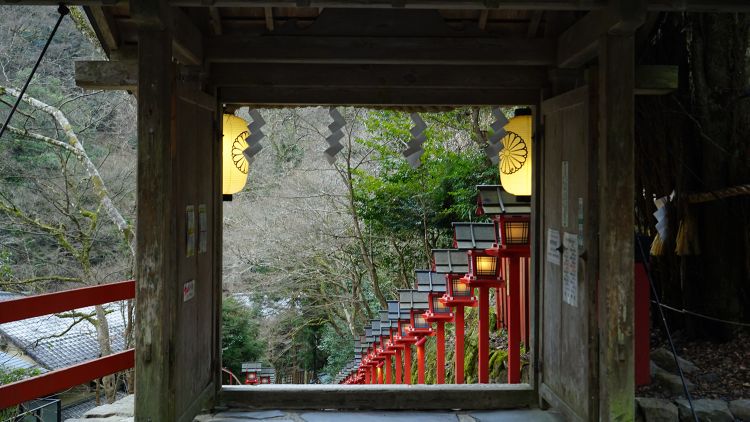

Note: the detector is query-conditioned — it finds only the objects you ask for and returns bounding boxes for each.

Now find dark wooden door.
[538,86,598,422]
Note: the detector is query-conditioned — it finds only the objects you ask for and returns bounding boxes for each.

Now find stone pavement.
[65,393,565,422]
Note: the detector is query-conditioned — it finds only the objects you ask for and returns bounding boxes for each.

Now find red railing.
[0,280,135,409]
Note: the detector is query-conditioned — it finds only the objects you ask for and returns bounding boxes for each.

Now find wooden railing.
[0,280,135,409]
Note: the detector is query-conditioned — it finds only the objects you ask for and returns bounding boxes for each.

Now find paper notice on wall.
[183,279,195,302]
[546,228,561,265]
[186,205,195,258]
[562,231,578,307]
[198,204,208,254]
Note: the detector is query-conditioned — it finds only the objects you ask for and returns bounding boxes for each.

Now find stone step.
[194,409,565,422]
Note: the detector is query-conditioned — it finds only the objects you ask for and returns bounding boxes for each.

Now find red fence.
[0,280,135,409]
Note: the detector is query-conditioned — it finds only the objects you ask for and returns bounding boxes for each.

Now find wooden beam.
[204,36,557,66]
[84,6,120,52]
[264,6,274,31]
[222,385,535,410]
[218,86,541,106]
[527,11,543,37]
[210,63,549,89]
[75,60,137,90]
[635,65,678,95]
[170,7,203,65]
[209,7,222,35]
[478,10,489,30]
[557,2,645,68]
[597,33,635,422]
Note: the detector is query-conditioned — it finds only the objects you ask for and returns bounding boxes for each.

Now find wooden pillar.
[454,306,465,384]
[403,345,412,384]
[598,33,635,421]
[135,28,176,422]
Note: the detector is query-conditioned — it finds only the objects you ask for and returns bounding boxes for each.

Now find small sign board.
[183,279,195,302]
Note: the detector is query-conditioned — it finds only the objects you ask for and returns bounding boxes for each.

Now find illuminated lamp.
[222,114,250,195]
[498,109,532,196]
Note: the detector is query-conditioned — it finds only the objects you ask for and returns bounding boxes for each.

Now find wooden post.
[384,355,392,384]
[478,286,490,383]
[598,33,635,421]
[403,345,412,384]
[507,257,521,384]
[416,337,426,384]
[454,306,465,384]
[394,348,402,384]
[135,28,175,422]
[435,321,445,384]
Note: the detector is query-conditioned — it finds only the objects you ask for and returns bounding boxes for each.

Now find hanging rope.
[637,237,699,422]
[687,184,750,204]
[0,4,70,141]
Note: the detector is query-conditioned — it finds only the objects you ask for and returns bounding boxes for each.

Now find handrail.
[0,280,136,409]
[0,280,135,324]
[222,367,242,385]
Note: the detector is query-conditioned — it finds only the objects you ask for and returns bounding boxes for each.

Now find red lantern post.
[453,222,502,384]
[416,270,452,384]
[433,249,476,384]
[478,185,532,384]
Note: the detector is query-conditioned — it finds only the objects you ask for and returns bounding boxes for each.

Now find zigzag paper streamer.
[324,107,346,164]
[243,109,266,163]
[403,113,426,168]
[488,107,509,145]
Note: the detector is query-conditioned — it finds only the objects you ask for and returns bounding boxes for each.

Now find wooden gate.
[538,86,599,421]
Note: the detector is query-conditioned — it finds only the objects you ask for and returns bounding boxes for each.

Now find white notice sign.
[546,228,561,265]
[562,232,578,307]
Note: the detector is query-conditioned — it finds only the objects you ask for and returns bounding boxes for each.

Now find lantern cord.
[0,4,70,141]
[637,236,698,422]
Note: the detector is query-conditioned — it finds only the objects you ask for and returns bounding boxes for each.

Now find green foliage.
[354,110,497,235]
[320,325,354,381]
[0,366,42,420]
[221,296,265,378]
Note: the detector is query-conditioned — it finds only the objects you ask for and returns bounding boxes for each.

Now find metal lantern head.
[452,222,496,250]
[448,275,473,298]
[500,214,531,247]
[415,270,447,294]
[432,249,469,275]
[430,294,452,315]
[222,114,250,195]
[476,185,532,216]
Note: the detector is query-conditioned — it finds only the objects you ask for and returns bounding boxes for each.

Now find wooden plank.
[221,385,535,410]
[210,63,549,89]
[0,350,135,409]
[75,60,137,90]
[597,33,635,422]
[204,35,557,66]
[0,280,134,324]
[7,0,750,11]
[135,28,176,422]
[219,86,541,106]
[170,0,607,9]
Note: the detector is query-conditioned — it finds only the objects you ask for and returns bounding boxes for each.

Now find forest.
[0,4,748,409]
